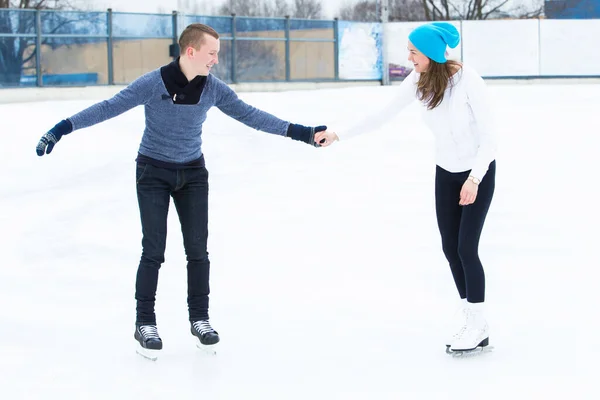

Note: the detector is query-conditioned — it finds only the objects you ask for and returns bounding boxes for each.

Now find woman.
[316,22,497,354]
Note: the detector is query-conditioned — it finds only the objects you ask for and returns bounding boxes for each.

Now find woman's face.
[407,41,430,73]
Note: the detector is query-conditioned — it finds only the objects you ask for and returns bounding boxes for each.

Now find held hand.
[459,177,479,206]
[286,124,330,147]
[314,129,339,147]
[36,119,73,156]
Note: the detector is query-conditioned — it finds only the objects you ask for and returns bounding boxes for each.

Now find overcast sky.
[74,0,538,19]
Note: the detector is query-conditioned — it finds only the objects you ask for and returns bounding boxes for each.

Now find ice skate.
[191,320,219,355]
[134,324,162,361]
[447,337,493,357]
[445,298,468,350]
[446,303,493,357]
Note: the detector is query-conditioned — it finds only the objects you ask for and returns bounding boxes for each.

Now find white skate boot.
[447,302,493,357]
[445,298,468,350]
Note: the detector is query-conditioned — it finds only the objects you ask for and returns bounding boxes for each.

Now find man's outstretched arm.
[214,78,332,147]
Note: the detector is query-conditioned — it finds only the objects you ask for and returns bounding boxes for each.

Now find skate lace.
[193,320,215,335]
[453,324,468,340]
[452,308,473,340]
[455,309,487,340]
[139,325,160,340]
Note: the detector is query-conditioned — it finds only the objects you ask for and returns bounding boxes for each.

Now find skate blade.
[447,345,494,358]
[195,337,218,356]
[136,346,160,361]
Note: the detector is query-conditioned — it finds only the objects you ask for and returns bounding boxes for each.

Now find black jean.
[435,161,496,303]
[135,162,210,325]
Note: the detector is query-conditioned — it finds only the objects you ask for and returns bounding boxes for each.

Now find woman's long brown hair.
[417,60,462,110]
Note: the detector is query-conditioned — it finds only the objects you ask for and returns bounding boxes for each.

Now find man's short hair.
[178,24,219,53]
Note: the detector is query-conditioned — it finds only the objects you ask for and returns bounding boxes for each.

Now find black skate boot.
[190,320,219,354]
[134,324,162,361]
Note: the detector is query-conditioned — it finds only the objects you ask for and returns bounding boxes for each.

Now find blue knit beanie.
[408,22,460,63]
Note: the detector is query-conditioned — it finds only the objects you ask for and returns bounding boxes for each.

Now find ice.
[0,81,597,398]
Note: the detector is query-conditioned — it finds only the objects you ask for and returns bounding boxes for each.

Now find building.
[545,0,600,18]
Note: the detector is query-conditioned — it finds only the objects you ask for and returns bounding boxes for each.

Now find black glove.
[36,119,73,156]
[286,123,327,147]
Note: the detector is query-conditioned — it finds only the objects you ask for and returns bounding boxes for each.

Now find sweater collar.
[160,57,207,104]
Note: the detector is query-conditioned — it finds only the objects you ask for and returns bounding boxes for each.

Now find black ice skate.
[134,324,162,361]
[190,320,219,354]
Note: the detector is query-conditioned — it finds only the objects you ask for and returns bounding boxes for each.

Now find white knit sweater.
[340,65,497,181]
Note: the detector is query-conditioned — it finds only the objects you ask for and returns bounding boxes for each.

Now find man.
[36,23,336,359]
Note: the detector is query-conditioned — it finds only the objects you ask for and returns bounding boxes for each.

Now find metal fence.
[0,8,341,87]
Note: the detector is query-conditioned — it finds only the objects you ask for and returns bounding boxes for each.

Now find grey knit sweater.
[68,70,291,163]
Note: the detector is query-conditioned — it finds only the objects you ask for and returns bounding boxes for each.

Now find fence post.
[231,14,237,83]
[107,8,114,85]
[171,10,179,60]
[537,18,542,77]
[380,0,389,86]
[459,20,464,63]
[285,15,291,82]
[333,18,339,81]
[35,9,42,87]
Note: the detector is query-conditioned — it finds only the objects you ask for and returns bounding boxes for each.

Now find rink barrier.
[3,75,600,105]
[0,80,381,104]
[391,76,600,86]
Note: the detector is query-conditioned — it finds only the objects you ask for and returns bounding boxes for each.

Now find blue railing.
[0,8,343,87]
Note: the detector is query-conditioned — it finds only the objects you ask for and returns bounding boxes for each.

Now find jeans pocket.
[136,163,149,184]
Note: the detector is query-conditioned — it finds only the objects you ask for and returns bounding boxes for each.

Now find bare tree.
[217,0,290,17]
[160,0,215,15]
[447,0,509,19]
[1,0,66,7]
[337,0,541,21]
[339,0,424,22]
[420,0,538,20]
[339,0,378,21]
[506,0,544,19]
[291,0,322,19]
[217,0,324,18]
[389,0,427,21]
[1,0,103,85]
[267,0,292,16]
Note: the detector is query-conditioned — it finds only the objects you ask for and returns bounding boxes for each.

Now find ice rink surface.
[0,81,597,399]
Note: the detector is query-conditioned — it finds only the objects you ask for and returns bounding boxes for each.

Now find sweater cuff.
[54,119,74,135]
[64,118,75,133]
[470,163,489,183]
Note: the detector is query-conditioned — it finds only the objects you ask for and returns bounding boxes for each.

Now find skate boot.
[445,298,468,349]
[448,303,492,357]
[191,320,219,354]
[134,324,162,361]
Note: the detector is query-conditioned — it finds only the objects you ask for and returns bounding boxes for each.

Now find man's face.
[188,35,220,76]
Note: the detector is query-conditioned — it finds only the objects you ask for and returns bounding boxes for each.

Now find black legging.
[435,161,496,303]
